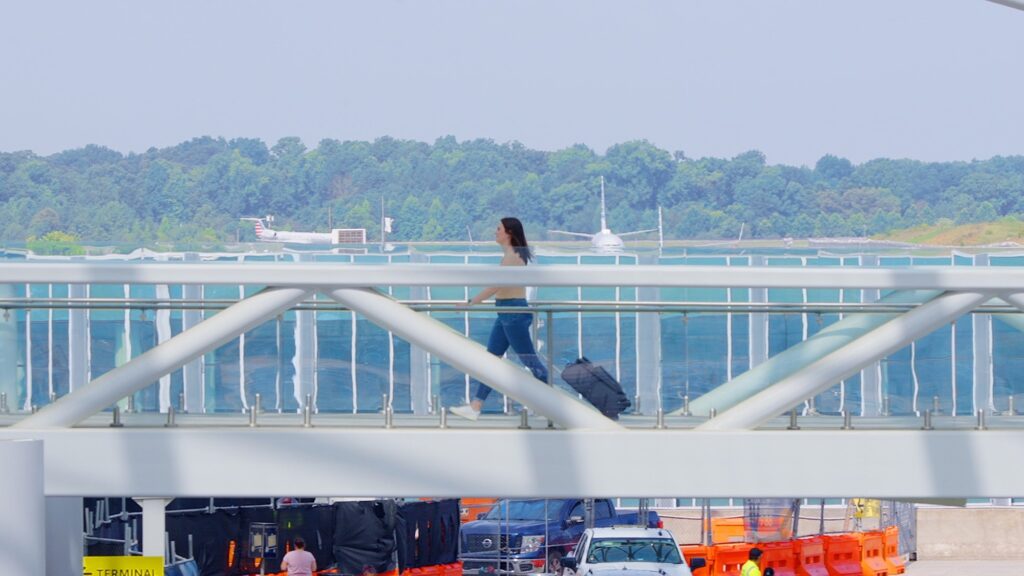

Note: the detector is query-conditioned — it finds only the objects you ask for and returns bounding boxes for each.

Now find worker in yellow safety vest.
[740,547,763,576]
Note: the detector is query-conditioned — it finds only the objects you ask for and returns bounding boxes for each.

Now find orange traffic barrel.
[759,541,797,576]
[710,542,753,576]
[857,532,889,576]
[882,526,905,575]
[793,537,829,576]
[823,534,862,576]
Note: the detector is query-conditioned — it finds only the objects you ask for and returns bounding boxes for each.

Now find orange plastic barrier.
[793,537,829,576]
[710,517,747,544]
[411,565,437,576]
[857,532,889,576]
[680,544,712,576]
[823,535,862,576]
[882,527,905,575]
[710,543,753,576]
[760,541,797,576]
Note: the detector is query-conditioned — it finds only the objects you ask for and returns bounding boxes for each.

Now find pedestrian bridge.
[2,261,1024,499]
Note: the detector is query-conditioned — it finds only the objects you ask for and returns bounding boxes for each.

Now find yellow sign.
[83,556,163,576]
[851,498,880,518]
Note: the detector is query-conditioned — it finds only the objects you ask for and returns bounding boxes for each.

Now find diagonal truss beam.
[322,288,621,430]
[13,287,311,429]
[1000,292,1024,314]
[699,291,992,430]
[677,289,942,417]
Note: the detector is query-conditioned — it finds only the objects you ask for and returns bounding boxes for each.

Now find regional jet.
[548,176,658,252]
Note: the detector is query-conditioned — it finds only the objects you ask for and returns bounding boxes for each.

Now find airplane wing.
[616,228,658,237]
[548,230,595,239]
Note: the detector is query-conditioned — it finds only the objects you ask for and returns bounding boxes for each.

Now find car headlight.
[520,535,545,554]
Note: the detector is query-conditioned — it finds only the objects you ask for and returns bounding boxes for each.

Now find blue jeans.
[473,299,549,402]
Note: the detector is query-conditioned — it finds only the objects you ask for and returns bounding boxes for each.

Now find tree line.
[1,135,1022,248]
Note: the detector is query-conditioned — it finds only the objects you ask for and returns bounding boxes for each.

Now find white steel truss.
[2,262,1024,499]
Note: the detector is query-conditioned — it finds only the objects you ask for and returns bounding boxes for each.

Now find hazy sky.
[2,0,1022,166]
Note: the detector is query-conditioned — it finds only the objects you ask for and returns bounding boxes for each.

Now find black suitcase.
[561,357,631,419]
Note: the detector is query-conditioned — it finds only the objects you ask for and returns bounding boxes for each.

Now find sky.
[2,0,1023,167]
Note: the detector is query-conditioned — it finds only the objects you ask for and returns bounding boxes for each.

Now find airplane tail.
[600,176,608,231]
[253,219,265,239]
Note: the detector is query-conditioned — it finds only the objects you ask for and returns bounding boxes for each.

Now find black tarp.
[84,498,460,576]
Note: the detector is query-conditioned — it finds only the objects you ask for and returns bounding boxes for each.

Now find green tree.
[397,196,425,240]
[814,154,854,182]
[29,207,61,237]
[421,198,445,240]
[605,140,675,210]
[26,231,85,255]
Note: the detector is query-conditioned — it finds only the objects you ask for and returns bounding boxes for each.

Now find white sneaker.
[449,404,480,421]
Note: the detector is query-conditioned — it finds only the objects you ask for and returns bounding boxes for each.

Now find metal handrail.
[2,297,1021,315]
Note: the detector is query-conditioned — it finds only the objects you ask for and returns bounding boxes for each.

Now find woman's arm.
[465,252,525,305]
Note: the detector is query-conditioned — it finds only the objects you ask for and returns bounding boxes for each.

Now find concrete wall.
[916,507,1024,560]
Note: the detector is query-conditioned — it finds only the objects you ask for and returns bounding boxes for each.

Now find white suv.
[560,527,704,576]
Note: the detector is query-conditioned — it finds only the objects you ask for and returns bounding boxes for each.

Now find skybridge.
[3,258,1024,572]
[2,259,1023,497]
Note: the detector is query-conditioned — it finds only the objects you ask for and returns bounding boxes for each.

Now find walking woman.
[450,217,549,420]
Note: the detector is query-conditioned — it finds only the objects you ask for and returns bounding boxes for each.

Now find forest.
[2,135,1023,249]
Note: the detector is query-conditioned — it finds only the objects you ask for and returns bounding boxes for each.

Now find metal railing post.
[110,405,124,428]
[303,394,313,428]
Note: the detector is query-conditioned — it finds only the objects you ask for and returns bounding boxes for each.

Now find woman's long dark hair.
[501,217,533,263]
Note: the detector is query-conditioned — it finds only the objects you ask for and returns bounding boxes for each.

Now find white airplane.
[241,216,333,244]
[548,176,658,252]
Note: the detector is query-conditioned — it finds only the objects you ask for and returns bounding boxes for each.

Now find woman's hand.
[456,298,473,308]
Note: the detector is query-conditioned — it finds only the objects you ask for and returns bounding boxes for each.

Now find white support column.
[133,497,172,561]
[0,439,45,576]
[973,255,994,414]
[679,290,941,416]
[68,282,89,393]
[748,255,769,370]
[46,496,83,575]
[291,254,317,413]
[155,283,173,412]
[860,255,882,417]
[293,305,316,413]
[409,258,432,414]
[14,287,311,429]
[635,283,661,416]
[0,284,17,408]
[410,291,432,413]
[182,252,204,413]
[700,291,991,430]
[322,288,621,430]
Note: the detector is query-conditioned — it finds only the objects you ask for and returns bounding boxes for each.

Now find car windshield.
[482,500,561,521]
[586,538,682,564]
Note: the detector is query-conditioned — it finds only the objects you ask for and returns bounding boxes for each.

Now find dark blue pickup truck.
[459,499,661,575]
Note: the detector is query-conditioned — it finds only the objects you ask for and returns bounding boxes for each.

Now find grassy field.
[877,218,1024,246]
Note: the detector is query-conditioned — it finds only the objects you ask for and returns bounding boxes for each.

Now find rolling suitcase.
[560,357,631,419]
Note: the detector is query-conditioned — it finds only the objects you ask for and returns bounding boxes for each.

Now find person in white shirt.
[281,536,317,576]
